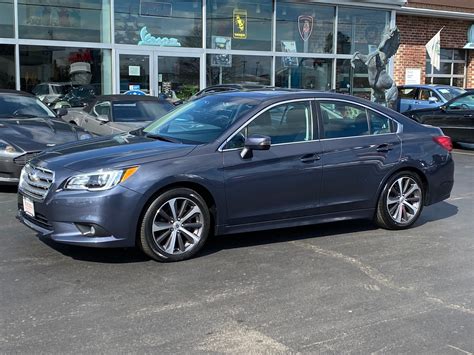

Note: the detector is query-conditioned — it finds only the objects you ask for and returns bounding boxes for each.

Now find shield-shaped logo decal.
[298,15,313,42]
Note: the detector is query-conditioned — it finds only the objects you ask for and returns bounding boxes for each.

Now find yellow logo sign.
[233,9,247,39]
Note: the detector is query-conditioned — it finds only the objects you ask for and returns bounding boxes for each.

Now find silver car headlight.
[64,167,139,191]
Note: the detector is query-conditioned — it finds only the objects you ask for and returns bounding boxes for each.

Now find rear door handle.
[376,143,393,152]
[300,153,321,163]
[463,114,473,118]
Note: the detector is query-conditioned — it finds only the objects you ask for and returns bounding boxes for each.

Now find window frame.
[314,98,401,140]
[219,98,318,152]
[425,49,466,87]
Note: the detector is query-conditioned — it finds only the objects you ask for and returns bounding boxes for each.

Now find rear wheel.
[375,171,424,230]
[139,188,211,262]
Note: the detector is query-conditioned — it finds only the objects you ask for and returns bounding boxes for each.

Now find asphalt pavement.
[1,150,473,354]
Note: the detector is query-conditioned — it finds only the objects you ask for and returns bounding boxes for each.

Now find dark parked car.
[189,84,274,101]
[17,91,454,262]
[404,90,474,144]
[397,85,465,113]
[0,90,92,184]
[62,95,175,136]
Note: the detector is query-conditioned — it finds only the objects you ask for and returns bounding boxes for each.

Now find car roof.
[0,89,34,97]
[94,95,167,102]
[398,84,461,90]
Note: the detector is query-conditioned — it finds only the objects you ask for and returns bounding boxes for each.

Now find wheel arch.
[376,166,429,207]
[134,181,218,246]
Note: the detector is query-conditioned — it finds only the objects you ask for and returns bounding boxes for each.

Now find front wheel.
[375,171,424,230]
[138,188,211,262]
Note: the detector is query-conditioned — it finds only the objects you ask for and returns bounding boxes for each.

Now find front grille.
[13,151,41,166]
[19,164,54,201]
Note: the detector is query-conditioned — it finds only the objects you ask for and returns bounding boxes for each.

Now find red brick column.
[467,52,474,88]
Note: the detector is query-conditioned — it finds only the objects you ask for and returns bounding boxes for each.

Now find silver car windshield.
[0,95,56,118]
[143,96,259,144]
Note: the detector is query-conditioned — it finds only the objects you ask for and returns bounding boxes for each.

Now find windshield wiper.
[145,133,181,144]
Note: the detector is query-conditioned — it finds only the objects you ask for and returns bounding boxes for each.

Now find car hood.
[0,117,81,152]
[110,121,151,132]
[31,133,197,173]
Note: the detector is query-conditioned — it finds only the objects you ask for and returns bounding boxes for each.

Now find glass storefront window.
[207,0,272,51]
[115,0,202,47]
[276,58,332,90]
[336,59,370,100]
[0,45,15,89]
[337,7,389,55]
[20,46,112,108]
[119,54,150,94]
[0,0,14,38]
[207,55,271,86]
[426,49,466,87]
[18,0,111,42]
[276,2,334,54]
[158,57,200,100]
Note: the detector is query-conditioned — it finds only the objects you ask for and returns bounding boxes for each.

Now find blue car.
[397,85,465,113]
[17,90,454,262]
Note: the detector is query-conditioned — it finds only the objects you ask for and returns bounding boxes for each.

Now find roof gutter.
[397,6,474,20]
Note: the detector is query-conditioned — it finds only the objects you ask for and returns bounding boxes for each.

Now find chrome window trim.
[314,97,403,138]
[218,98,316,152]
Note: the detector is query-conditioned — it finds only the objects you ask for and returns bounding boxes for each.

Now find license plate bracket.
[23,196,35,217]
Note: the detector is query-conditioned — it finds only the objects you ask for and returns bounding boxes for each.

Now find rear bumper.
[425,153,455,206]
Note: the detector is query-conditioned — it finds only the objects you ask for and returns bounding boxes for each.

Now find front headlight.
[64,167,139,191]
[0,139,18,154]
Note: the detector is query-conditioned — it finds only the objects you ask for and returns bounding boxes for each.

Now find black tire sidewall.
[140,188,210,262]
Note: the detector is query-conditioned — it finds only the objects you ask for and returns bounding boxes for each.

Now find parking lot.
[0,149,473,353]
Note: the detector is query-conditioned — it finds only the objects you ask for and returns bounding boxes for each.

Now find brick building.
[394,0,474,88]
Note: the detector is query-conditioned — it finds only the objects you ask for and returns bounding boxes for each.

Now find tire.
[138,188,211,262]
[375,171,424,230]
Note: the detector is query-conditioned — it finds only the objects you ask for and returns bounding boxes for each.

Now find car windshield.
[437,87,465,101]
[112,101,174,122]
[51,85,72,95]
[449,93,474,110]
[0,94,56,118]
[143,95,259,144]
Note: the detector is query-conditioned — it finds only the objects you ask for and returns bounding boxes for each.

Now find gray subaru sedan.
[17,90,454,262]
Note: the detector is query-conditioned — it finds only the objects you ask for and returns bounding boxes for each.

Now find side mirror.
[240,134,271,159]
[56,108,68,117]
[97,114,110,123]
[428,97,438,103]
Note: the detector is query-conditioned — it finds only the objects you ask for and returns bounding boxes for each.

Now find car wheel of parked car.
[139,188,211,262]
[375,171,424,230]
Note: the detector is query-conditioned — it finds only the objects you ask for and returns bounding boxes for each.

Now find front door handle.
[376,143,393,152]
[463,114,473,118]
[300,153,321,163]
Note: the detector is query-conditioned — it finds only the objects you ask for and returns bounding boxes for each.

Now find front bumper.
[0,156,22,184]
[17,185,143,248]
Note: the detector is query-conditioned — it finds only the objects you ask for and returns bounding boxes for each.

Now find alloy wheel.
[151,197,204,255]
[386,176,422,224]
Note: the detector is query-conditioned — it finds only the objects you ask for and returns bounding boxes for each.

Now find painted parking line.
[452,150,474,156]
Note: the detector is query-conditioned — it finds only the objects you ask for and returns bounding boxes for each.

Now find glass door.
[118,52,152,94]
[156,55,200,102]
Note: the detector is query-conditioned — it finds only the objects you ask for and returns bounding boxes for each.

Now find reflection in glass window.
[0,0,14,38]
[0,45,15,89]
[20,46,112,108]
[207,55,271,86]
[207,0,272,51]
[337,7,389,55]
[320,101,369,138]
[115,0,202,47]
[336,59,370,100]
[18,0,111,42]
[158,57,200,100]
[276,2,334,54]
[276,58,332,90]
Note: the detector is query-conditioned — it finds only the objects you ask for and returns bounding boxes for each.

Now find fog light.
[75,223,108,237]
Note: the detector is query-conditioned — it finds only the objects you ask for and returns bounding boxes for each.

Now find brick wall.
[394,15,473,87]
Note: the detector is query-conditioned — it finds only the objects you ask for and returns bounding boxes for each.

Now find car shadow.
[0,185,18,194]
[36,201,458,264]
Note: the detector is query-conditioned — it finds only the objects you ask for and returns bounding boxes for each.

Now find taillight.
[433,136,453,152]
